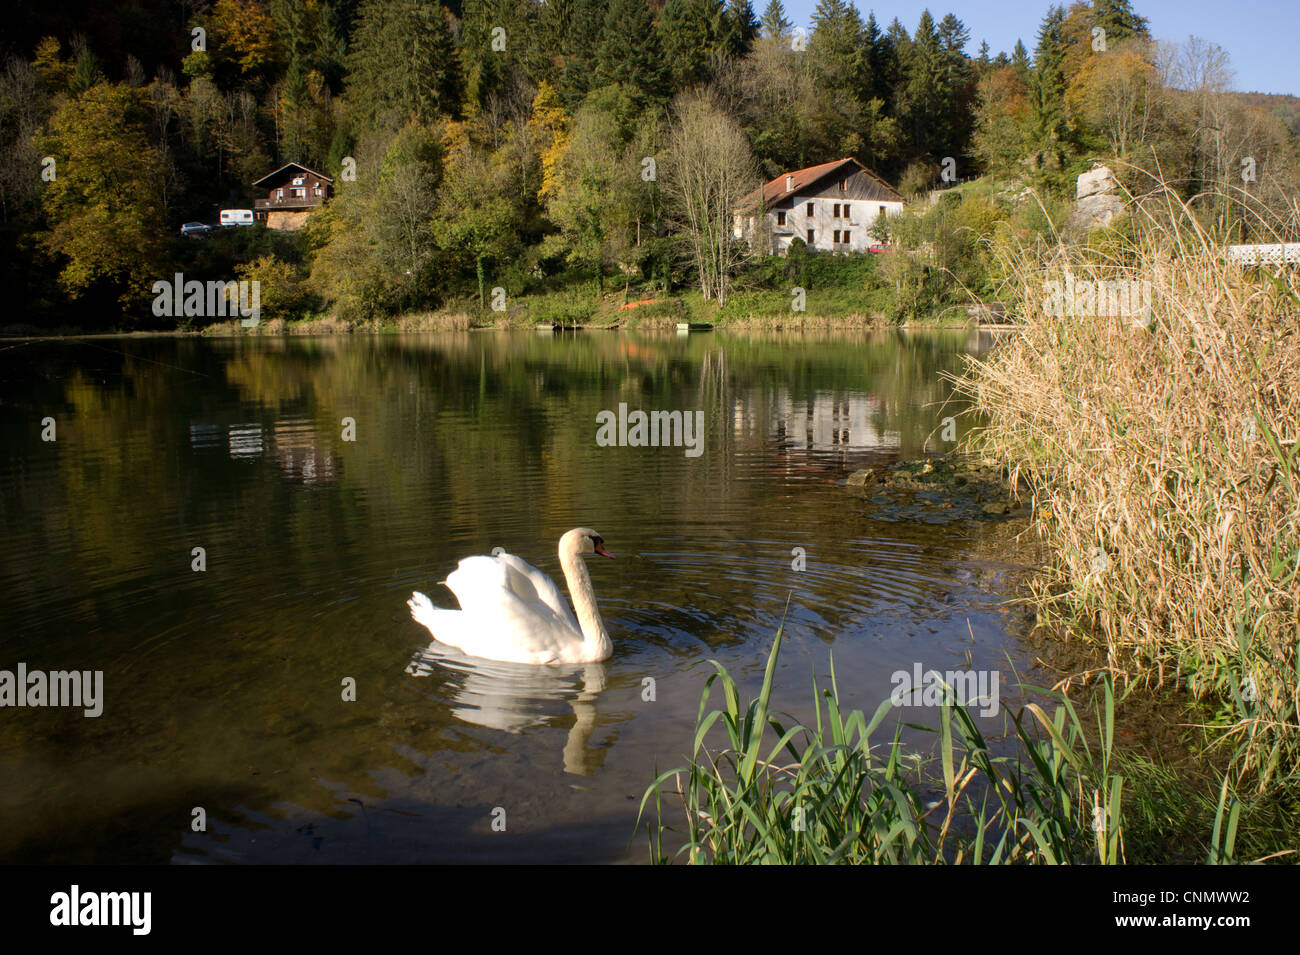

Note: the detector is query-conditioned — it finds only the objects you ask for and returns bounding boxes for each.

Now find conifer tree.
[759,0,790,37]
[560,0,607,105]
[865,13,896,111]
[1090,0,1151,42]
[727,0,760,55]
[594,0,669,106]
[346,0,459,129]
[810,0,867,103]
[658,0,723,92]
[900,10,943,157]
[1030,4,1069,170]
[1010,39,1031,83]
[937,14,976,158]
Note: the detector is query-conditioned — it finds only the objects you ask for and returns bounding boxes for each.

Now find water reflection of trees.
[0,329,992,862]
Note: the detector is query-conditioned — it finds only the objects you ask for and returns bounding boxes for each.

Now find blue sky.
[779,0,1298,95]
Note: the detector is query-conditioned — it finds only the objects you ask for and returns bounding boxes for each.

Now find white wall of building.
[737,198,905,255]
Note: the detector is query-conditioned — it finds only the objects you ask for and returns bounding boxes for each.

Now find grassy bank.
[956,179,1300,793]
[196,238,994,334]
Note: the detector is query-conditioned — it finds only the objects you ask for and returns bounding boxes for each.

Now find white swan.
[407,528,615,665]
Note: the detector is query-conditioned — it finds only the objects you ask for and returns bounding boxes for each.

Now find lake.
[0,328,1033,863]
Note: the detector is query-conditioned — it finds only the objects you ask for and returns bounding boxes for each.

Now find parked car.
[219,209,255,227]
[180,221,212,238]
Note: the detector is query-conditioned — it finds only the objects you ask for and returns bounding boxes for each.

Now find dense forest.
[0,0,1296,329]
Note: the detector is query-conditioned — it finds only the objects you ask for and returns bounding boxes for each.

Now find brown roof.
[737,158,903,212]
[251,161,335,189]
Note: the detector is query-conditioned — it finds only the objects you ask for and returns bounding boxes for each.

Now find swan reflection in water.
[406,642,612,776]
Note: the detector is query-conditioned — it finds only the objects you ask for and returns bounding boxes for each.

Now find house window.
[806,229,815,244]
[844,229,851,243]
[313,184,323,196]
[776,210,786,226]
[833,204,840,218]
[291,187,305,198]
[833,230,840,243]
[838,180,847,193]
[276,188,284,199]
[806,202,814,216]
[292,176,305,186]
[879,205,887,217]
[842,202,851,219]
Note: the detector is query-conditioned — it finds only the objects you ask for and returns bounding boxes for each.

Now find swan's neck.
[560,548,611,660]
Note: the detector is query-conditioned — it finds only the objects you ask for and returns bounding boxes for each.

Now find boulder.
[846,467,880,487]
[1072,165,1127,230]
[1076,165,1118,199]
[1072,193,1126,230]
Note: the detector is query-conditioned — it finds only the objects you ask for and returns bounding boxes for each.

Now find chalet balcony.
[255,195,326,211]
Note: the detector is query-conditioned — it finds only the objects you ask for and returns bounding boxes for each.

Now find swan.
[407,528,615,665]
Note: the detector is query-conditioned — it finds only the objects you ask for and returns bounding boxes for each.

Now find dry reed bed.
[957,185,1300,790]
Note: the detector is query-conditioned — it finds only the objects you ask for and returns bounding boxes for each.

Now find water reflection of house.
[227,424,264,459]
[189,422,263,458]
[189,420,332,483]
[189,423,222,451]
[769,392,893,452]
[274,419,336,485]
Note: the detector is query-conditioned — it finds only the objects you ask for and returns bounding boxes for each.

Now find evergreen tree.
[900,10,943,158]
[1091,0,1151,43]
[937,14,976,159]
[1010,39,1031,83]
[347,0,459,129]
[882,17,910,118]
[560,0,606,105]
[458,0,535,111]
[658,0,723,92]
[759,0,790,37]
[1030,4,1069,170]
[727,0,760,55]
[810,0,867,102]
[865,13,896,111]
[594,0,669,106]
[311,2,349,90]
[68,47,103,98]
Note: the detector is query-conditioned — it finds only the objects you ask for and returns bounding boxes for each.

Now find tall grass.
[637,625,1298,863]
[638,625,1163,865]
[954,175,1300,792]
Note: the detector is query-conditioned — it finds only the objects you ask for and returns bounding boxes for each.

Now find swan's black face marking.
[590,534,614,559]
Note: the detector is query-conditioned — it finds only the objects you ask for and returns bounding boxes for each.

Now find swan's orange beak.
[594,541,614,558]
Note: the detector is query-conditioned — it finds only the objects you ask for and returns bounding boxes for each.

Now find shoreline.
[1,318,1016,341]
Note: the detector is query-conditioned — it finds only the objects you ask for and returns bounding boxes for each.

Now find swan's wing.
[439,556,579,663]
[445,556,560,618]
[493,553,581,632]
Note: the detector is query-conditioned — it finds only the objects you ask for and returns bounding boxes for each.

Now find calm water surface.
[0,329,1032,863]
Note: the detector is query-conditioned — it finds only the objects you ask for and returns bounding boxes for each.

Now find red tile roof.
[737,158,903,211]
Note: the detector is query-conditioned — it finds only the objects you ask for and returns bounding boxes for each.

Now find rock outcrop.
[1071,165,1126,230]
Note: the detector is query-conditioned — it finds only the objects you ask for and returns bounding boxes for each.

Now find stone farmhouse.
[734,158,905,255]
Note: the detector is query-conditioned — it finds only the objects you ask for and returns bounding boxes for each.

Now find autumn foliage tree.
[39,83,169,312]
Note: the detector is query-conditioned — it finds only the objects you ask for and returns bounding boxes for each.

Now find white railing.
[1225,243,1300,265]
